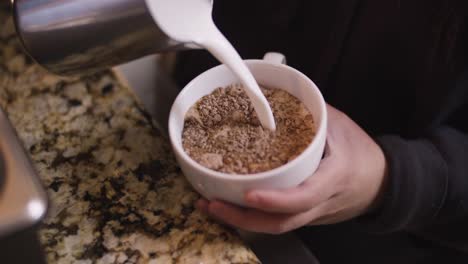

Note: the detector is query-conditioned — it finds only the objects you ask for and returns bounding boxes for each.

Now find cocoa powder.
[182,84,316,174]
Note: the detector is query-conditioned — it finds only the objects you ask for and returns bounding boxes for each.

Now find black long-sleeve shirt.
[173,0,468,256]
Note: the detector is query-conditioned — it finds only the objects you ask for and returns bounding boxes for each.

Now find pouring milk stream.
[146,0,276,131]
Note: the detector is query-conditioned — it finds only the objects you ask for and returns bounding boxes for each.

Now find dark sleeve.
[355,76,468,252]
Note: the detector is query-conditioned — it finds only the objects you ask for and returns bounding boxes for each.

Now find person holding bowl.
[173,0,468,263]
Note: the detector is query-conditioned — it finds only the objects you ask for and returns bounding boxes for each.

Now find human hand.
[196,104,388,234]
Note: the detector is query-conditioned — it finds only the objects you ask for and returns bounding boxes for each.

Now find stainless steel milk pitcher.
[13,0,199,75]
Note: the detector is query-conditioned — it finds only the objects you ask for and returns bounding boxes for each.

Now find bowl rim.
[168,59,328,182]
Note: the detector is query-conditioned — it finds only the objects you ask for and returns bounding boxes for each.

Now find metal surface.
[0,107,48,239]
[13,0,198,75]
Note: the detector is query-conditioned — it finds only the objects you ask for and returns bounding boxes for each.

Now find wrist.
[365,141,389,215]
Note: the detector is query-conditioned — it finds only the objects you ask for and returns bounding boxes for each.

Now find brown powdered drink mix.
[182,84,316,174]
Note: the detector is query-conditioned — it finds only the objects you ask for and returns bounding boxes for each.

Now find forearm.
[355,126,468,252]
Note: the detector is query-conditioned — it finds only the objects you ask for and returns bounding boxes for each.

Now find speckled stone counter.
[0,9,259,264]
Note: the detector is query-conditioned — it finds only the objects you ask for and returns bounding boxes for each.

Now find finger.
[244,157,339,214]
[306,196,355,225]
[196,199,209,214]
[207,200,312,234]
[326,104,346,123]
[196,199,241,230]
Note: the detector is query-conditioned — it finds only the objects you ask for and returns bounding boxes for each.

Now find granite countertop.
[0,9,259,264]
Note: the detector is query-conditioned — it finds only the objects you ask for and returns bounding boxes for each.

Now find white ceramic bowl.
[169,53,327,206]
